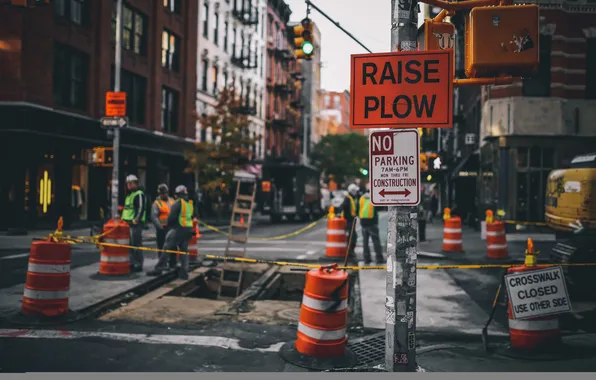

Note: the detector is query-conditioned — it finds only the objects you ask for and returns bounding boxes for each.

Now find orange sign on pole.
[105,91,127,117]
[349,50,453,129]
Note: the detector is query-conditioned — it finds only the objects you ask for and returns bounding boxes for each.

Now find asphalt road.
[1,213,593,372]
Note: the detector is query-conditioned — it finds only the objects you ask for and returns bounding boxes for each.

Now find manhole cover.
[277,308,300,321]
[348,331,385,366]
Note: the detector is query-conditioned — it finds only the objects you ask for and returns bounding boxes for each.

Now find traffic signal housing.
[292,18,315,60]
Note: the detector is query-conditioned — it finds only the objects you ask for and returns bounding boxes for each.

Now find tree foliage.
[186,87,259,197]
[310,133,369,185]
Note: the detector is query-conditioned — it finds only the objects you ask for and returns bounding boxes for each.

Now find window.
[334,95,341,109]
[260,51,264,76]
[586,38,596,99]
[161,87,179,133]
[261,12,265,38]
[113,69,147,125]
[223,71,228,88]
[223,21,229,52]
[52,43,88,110]
[54,0,89,26]
[253,88,257,109]
[324,95,330,108]
[214,13,220,46]
[245,84,251,107]
[202,2,209,38]
[522,35,551,97]
[162,30,180,71]
[232,27,237,57]
[163,0,180,14]
[259,93,263,118]
[201,59,209,92]
[212,66,219,96]
[114,5,147,56]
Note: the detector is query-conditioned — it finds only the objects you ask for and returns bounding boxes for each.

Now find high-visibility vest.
[154,198,174,226]
[341,194,357,218]
[178,199,194,227]
[359,196,374,219]
[122,190,146,223]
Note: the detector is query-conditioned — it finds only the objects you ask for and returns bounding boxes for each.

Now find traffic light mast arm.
[304,0,372,53]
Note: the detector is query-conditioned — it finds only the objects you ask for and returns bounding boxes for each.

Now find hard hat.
[157,183,169,194]
[175,185,188,194]
[126,174,139,183]
[348,184,359,195]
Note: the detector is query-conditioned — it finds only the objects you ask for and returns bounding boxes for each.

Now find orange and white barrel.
[325,217,348,257]
[487,221,508,259]
[442,217,463,253]
[22,240,71,317]
[295,264,349,358]
[99,219,131,275]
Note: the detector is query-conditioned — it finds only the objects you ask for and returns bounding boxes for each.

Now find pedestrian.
[150,184,177,269]
[147,185,195,280]
[121,174,147,273]
[359,188,383,264]
[342,184,359,258]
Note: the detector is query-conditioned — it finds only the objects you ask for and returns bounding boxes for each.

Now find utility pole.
[111,0,123,219]
[385,0,419,372]
[302,111,310,165]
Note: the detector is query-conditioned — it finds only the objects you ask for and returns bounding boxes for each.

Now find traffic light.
[360,168,368,176]
[292,18,315,60]
[91,147,114,167]
[11,0,50,7]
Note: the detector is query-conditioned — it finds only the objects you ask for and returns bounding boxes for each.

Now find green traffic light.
[361,169,368,175]
[302,41,314,55]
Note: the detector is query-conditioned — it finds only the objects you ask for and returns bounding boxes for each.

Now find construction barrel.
[442,216,463,253]
[99,219,131,275]
[325,216,348,257]
[486,220,508,259]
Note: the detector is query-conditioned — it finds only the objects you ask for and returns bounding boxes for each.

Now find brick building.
[441,1,596,224]
[265,0,301,162]
[0,0,198,230]
[319,90,351,135]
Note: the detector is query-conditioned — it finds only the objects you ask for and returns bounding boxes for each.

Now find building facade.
[0,0,198,230]
[195,0,267,161]
[265,0,300,162]
[443,1,596,225]
[319,90,351,135]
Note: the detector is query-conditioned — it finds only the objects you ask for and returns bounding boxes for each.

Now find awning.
[450,152,479,180]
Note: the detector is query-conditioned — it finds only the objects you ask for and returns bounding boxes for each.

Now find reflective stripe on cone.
[298,322,346,341]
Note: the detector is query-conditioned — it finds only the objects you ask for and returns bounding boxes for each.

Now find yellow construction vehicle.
[545,153,596,237]
[546,153,596,299]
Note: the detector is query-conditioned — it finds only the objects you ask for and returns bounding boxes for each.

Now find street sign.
[350,50,453,129]
[505,267,572,320]
[100,116,128,129]
[105,91,127,117]
[369,130,420,206]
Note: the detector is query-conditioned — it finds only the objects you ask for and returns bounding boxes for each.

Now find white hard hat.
[175,185,188,194]
[348,184,359,195]
[126,174,139,183]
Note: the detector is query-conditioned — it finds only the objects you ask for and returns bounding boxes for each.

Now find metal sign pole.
[111,0,123,220]
[385,0,419,372]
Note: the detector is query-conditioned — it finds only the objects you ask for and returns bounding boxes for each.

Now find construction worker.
[359,188,383,264]
[147,185,195,280]
[121,174,147,272]
[342,183,359,258]
[150,184,176,269]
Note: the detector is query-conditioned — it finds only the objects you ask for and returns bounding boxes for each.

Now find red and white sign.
[369,130,420,206]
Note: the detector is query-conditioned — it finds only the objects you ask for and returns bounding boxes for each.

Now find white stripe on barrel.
[326,242,347,248]
[297,322,346,341]
[100,255,129,263]
[443,239,462,244]
[27,263,70,274]
[327,229,346,235]
[488,244,507,250]
[443,228,462,233]
[508,318,558,331]
[23,288,69,300]
[302,294,348,312]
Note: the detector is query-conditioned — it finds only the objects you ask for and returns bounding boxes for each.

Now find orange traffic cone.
[195,219,202,238]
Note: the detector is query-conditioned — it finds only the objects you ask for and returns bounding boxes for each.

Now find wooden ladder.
[218,172,257,298]
[217,265,244,299]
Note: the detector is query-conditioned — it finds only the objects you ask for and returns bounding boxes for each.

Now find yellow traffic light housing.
[293,18,315,60]
[465,5,539,78]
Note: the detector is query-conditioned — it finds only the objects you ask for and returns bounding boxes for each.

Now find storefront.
[0,104,195,231]
[479,135,596,224]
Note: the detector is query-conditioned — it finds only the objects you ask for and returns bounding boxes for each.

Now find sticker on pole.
[369,130,420,206]
[505,267,571,320]
[350,50,453,129]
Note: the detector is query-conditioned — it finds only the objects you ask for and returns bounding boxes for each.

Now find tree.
[186,87,259,198]
[310,133,369,186]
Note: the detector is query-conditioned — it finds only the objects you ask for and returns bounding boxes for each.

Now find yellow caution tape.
[502,220,548,227]
[196,216,326,241]
[55,236,596,272]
